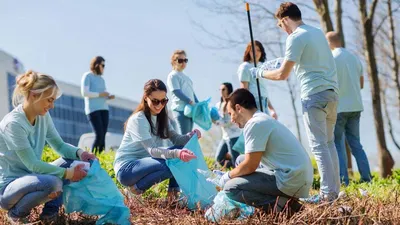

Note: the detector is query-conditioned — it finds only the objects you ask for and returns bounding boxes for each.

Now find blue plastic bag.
[205,191,255,222]
[192,98,212,131]
[166,134,217,210]
[209,107,220,121]
[63,160,130,225]
[231,134,245,154]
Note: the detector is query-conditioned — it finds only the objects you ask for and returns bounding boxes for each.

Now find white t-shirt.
[243,111,313,198]
[215,101,241,140]
[237,62,269,98]
[167,70,196,111]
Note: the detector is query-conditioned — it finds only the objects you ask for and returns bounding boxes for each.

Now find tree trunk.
[359,0,394,178]
[312,0,334,32]
[334,0,345,47]
[387,0,400,118]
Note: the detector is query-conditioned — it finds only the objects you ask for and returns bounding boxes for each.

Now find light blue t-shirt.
[215,101,241,140]
[237,62,269,99]
[332,48,364,113]
[243,112,313,198]
[0,105,79,189]
[81,72,109,115]
[285,24,338,99]
[114,111,169,173]
[167,70,196,112]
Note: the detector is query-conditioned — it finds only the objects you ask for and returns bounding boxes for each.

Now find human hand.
[178,149,197,162]
[99,92,110,97]
[188,129,202,139]
[80,151,97,162]
[270,109,278,120]
[108,95,115,100]
[250,67,264,79]
[218,171,231,188]
[66,164,88,182]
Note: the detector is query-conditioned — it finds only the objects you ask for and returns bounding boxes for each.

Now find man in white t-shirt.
[326,31,372,186]
[218,88,313,211]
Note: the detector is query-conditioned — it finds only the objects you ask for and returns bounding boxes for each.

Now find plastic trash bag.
[231,134,245,154]
[192,98,212,131]
[184,104,193,117]
[166,134,217,210]
[205,191,255,222]
[210,107,220,121]
[63,160,130,225]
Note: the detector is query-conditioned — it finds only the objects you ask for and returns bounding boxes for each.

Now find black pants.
[87,110,109,154]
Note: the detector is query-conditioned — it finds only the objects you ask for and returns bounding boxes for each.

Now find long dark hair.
[125,79,170,139]
[220,82,233,113]
[242,40,266,63]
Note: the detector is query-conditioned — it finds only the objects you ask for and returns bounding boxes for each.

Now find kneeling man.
[219,88,313,210]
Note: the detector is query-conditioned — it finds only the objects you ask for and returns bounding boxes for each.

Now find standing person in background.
[251,2,339,203]
[238,41,278,119]
[0,71,96,224]
[167,50,199,134]
[81,56,115,154]
[326,31,372,186]
[214,82,241,168]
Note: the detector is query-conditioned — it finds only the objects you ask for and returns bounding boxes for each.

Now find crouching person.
[0,71,96,224]
[219,88,313,212]
[114,79,199,201]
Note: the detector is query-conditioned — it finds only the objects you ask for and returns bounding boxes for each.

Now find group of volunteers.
[0,1,372,224]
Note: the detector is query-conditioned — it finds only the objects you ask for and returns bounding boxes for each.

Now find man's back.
[332,48,364,113]
[285,24,338,98]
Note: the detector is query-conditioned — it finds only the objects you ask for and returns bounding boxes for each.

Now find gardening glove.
[250,67,264,79]
[188,129,202,139]
[178,149,197,162]
[218,171,231,188]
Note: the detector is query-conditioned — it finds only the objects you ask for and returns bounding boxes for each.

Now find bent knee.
[48,191,62,200]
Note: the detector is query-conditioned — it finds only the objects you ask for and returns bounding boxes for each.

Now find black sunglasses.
[100,64,105,68]
[177,58,189,64]
[148,97,169,106]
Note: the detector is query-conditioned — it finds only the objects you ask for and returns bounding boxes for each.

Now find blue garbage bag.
[210,107,220,121]
[63,160,130,225]
[205,191,255,222]
[166,134,217,210]
[192,98,212,131]
[231,134,245,154]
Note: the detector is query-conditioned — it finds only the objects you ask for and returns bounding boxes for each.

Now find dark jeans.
[87,110,109,154]
[173,111,193,135]
[215,137,240,168]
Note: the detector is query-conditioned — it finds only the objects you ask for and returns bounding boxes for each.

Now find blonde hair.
[12,70,61,107]
[170,50,186,67]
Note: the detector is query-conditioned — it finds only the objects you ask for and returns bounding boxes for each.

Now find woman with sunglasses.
[81,56,115,154]
[167,50,199,135]
[214,82,242,168]
[238,41,278,119]
[114,79,201,200]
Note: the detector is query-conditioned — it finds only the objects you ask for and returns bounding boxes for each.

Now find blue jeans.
[87,110,109,154]
[215,137,240,168]
[116,154,179,194]
[302,89,340,199]
[173,111,193,135]
[334,111,371,185]
[0,158,73,218]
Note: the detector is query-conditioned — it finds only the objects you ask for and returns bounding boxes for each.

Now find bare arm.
[240,81,249,89]
[229,152,263,178]
[261,60,295,81]
[360,76,364,89]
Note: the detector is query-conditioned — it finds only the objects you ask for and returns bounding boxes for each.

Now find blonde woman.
[0,71,96,224]
[167,50,199,134]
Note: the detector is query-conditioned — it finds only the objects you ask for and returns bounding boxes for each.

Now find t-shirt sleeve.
[238,64,251,83]
[167,74,181,92]
[244,120,274,154]
[284,34,305,63]
[3,122,31,151]
[127,114,153,142]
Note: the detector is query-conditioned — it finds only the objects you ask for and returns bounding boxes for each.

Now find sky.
[1,0,399,171]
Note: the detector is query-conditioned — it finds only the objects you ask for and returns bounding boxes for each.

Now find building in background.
[0,50,137,146]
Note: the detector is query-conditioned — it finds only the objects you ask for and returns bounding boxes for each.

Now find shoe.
[300,193,336,204]
[6,211,31,225]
